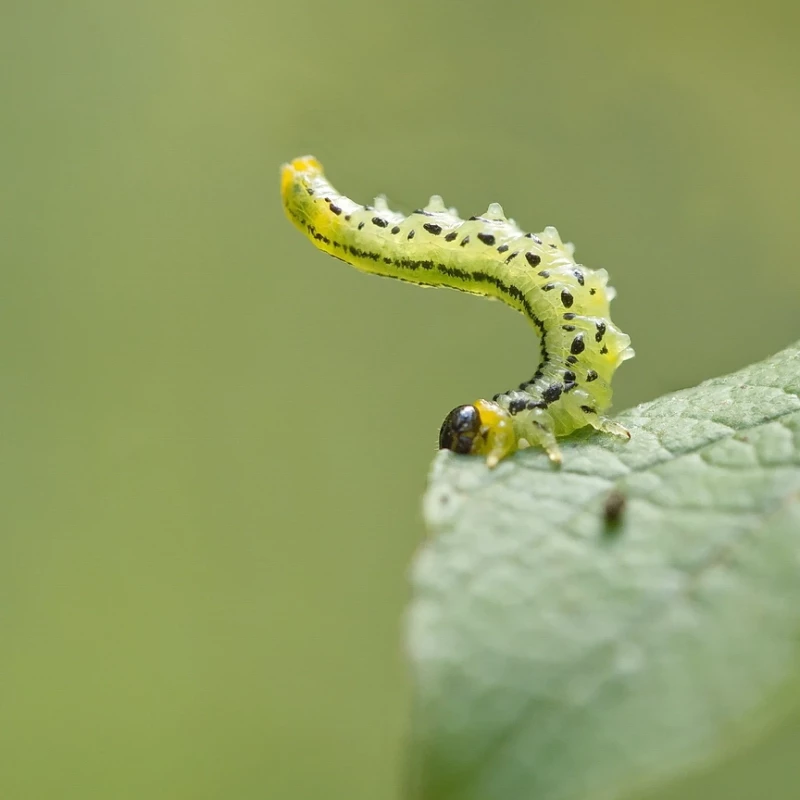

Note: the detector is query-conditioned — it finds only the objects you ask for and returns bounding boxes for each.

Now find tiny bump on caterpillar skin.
[281,156,634,467]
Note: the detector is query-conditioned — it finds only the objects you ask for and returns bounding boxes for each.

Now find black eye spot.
[439,405,481,454]
[477,232,495,246]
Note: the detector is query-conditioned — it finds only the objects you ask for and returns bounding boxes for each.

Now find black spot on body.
[477,232,495,246]
[391,225,400,234]
[586,369,598,382]
[437,264,471,281]
[445,231,458,242]
[509,398,527,414]
[563,312,576,320]
[329,203,342,216]
[601,345,609,354]
[423,223,442,235]
[561,289,574,308]
[460,236,470,246]
[564,370,576,383]
[357,221,365,230]
[562,325,576,332]
[527,400,547,410]
[542,283,555,291]
[526,252,541,267]
[595,322,607,342]
[580,405,597,414]
[505,252,519,263]
[538,270,550,278]
[566,355,578,365]
[573,270,584,285]
[571,335,585,355]
[407,229,415,239]
[542,384,563,403]
[590,288,596,295]
[497,244,509,253]
[372,217,388,228]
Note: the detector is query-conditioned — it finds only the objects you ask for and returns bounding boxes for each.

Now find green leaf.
[406,342,800,800]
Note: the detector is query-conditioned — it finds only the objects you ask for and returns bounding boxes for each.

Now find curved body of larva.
[281,155,634,467]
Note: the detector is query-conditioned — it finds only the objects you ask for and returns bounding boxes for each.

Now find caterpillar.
[281,155,634,467]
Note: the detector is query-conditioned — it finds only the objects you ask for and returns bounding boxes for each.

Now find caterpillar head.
[438,400,516,469]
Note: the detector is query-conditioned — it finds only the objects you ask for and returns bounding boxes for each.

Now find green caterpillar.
[281,156,634,467]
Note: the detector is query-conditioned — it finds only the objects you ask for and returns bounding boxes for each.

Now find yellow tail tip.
[280,155,323,197]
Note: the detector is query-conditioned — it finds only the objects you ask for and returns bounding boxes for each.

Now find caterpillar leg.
[438,400,516,469]
[589,416,631,441]
[516,418,563,466]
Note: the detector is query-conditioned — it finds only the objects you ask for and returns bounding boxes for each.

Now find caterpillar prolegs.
[281,156,634,467]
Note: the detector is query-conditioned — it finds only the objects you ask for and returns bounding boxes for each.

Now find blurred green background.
[2,1,800,798]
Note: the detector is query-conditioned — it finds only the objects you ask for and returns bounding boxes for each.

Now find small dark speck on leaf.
[603,489,627,532]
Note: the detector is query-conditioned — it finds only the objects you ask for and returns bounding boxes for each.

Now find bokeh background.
[3,1,800,798]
